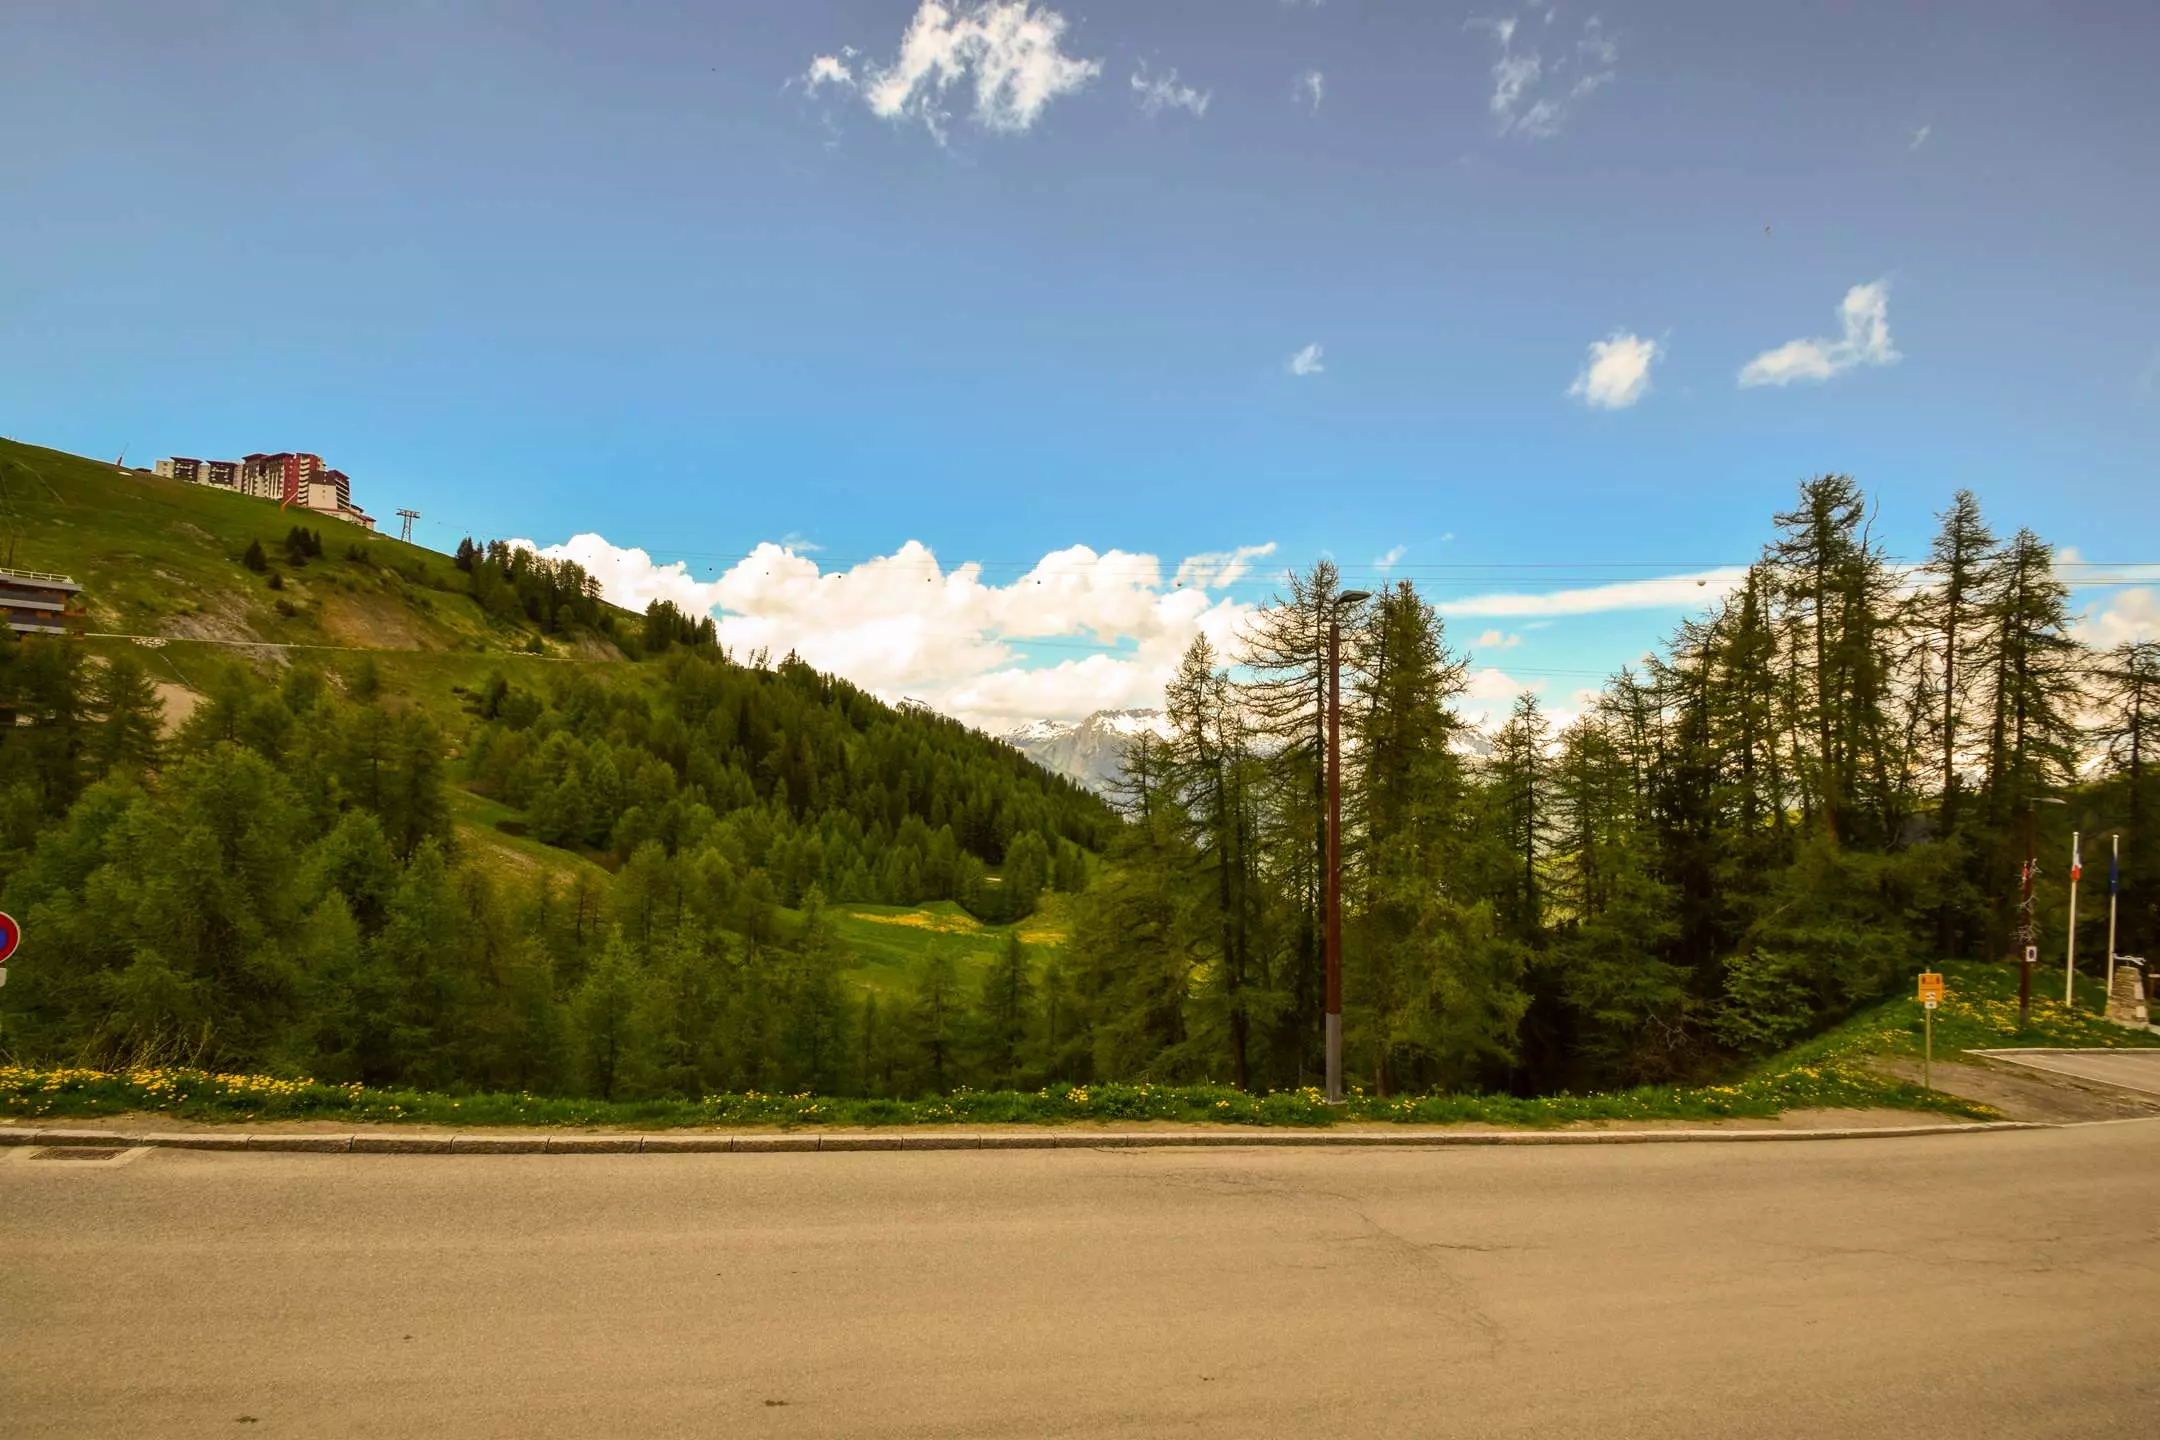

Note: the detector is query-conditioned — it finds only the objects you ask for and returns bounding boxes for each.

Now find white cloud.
[1473,629,1523,650]
[1437,566,1749,619]
[1466,665,1544,702]
[1470,10,1617,139]
[1910,121,1932,151]
[1132,62,1210,118]
[1374,545,1407,574]
[808,1,1100,143]
[1173,543,1279,591]
[1295,69,1325,114]
[802,52,855,93]
[513,534,1266,731]
[1567,330,1662,409]
[2077,589,2160,649]
[1739,280,1900,388]
[1287,342,1325,376]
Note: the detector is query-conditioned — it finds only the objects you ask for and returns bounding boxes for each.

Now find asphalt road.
[4,1123,2158,1439]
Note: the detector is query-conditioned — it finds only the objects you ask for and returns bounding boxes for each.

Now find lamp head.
[1337,590,1373,607]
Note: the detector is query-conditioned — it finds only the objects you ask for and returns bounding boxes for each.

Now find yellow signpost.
[1917,973,1944,1089]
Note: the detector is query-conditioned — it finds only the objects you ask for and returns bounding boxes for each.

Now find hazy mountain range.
[1007,706,1497,795]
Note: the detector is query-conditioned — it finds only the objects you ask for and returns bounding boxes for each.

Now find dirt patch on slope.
[152,682,202,735]
[321,592,438,651]
[159,594,260,644]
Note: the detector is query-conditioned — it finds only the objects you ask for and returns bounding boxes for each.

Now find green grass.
[832,896,1073,998]
[1768,957,2160,1080]
[449,786,616,887]
[0,1034,1990,1133]
[0,1065,1973,1131]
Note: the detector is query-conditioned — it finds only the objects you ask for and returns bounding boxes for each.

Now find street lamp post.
[1325,590,1371,1106]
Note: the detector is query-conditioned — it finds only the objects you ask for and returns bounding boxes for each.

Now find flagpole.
[2105,834,2119,1006]
[2064,831,2081,1008]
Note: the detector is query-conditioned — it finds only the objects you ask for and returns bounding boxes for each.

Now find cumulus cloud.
[1287,342,1325,376]
[1295,69,1325,114]
[1739,280,1900,388]
[2077,589,2160,649]
[1374,545,1407,574]
[1470,10,1616,139]
[1909,121,1932,151]
[1567,330,1661,409]
[513,534,1267,731]
[1437,566,1749,619]
[1473,629,1523,650]
[1132,62,1210,118]
[804,1,1100,143]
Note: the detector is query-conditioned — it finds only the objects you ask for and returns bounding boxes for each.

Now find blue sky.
[4,1,2156,727]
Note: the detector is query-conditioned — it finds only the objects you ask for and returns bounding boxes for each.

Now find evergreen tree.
[85,653,163,782]
[783,887,849,1094]
[573,929,655,1101]
[975,929,1035,1090]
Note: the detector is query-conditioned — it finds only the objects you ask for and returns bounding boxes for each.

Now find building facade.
[0,568,85,638]
[156,450,375,529]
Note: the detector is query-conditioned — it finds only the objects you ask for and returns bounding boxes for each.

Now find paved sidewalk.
[0,1116,2021,1155]
[1975,1047,2160,1097]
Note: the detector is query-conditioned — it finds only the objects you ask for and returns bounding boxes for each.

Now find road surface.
[4,1122,2157,1438]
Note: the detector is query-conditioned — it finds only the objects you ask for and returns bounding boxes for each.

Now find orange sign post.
[1916,973,1945,1088]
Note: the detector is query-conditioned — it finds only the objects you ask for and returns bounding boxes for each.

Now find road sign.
[1915,973,1947,1090]
[0,911,19,966]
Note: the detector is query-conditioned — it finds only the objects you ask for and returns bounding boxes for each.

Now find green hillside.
[0,437,610,659]
[0,436,1118,1101]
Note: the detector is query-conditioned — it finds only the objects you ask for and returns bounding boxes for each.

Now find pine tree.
[1236,560,1344,1080]
[906,946,962,1095]
[1486,691,1551,938]
[783,886,849,1094]
[1916,490,1999,830]
[2092,640,2160,954]
[1162,634,1271,1088]
[975,929,1034,1090]
[573,928,655,1101]
[85,653,163,781]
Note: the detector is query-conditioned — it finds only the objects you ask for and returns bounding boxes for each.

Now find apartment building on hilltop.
[156,450,375,530]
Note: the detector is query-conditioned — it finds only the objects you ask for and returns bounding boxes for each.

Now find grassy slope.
[1770,957,2160,1075]
[5,435,1073,1004]
[831,895,1075,997]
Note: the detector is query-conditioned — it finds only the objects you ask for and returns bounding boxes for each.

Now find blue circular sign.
[0,911,19,965]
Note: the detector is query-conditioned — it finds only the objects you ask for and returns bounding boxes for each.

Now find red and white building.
[157,450,375,530]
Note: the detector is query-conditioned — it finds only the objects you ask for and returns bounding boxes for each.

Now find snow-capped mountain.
[1006,708,1171,795]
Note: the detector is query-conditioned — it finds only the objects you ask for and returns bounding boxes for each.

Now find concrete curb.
[0,1120,2048,1154]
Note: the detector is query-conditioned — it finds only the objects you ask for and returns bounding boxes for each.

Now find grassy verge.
[18,960,2123,1132]
[0,1063,1982,1132]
